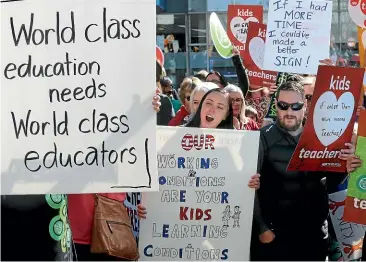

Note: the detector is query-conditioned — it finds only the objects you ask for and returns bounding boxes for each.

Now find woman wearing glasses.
[224,84,259,130]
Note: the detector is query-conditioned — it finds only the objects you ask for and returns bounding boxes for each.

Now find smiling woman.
[185,88,234,129]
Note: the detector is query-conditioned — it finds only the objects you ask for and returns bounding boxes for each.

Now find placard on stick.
[139,127,259,261]
[227,5,263,52]
[287,66,364,172]
[1,0,158,194]
[243,22,277,87]
[263,0,332,74]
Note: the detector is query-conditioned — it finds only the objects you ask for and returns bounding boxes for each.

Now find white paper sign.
[263,0,332,74]
[329,190,365,261]
[1,0,158,194]
[139,127,259,261]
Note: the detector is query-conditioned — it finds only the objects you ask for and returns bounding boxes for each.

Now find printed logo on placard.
[357,175,366,192]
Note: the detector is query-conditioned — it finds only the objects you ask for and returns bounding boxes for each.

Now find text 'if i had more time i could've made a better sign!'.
[263,0,332,74]
[1,0,158,195]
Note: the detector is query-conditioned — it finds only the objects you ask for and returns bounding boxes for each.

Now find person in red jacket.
[168,77,201,126]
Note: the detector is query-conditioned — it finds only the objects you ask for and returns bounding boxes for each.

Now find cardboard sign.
[344,110,366,225]
[227,5,263,53]
[243,22,277,87]
[348,0,366,29]
[139,127,259,261]
[263,0,332,74]
[287,66,364,172]
[210,12,233,59]
[329,190,366,261]
[1,0,158,194]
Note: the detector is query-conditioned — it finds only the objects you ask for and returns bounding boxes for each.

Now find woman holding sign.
[138,88,261,221]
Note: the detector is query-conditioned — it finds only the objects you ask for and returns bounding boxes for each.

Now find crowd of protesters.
[1,45,365,261]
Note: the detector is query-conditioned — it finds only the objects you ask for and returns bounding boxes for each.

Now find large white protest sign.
[139,126,259,261]
[263,0,332,74]
[329,190,365,261]
[1,0,157,194]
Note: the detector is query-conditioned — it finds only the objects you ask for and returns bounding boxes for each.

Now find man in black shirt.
[252,81,351,261]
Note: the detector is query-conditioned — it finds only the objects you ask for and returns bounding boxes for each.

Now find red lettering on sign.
[181,134,215,151]
[179,207,212,221]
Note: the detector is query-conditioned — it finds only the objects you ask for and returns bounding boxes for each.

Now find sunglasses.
[230,98,243,103]
[277,101,304,111]
[185,96,190,101]
[305,94,313,101]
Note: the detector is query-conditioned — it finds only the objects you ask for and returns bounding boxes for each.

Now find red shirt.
[168,106,189,126]
[240,118,259,130]
[68,193,126,244]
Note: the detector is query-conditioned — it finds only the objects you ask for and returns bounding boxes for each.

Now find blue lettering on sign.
[159,176,166,185]
[203,225,207,237]
[201,158,210,169]
[144,245,153,257]
[162,224,169,238]
[180,190,186,202]
[178,157,185,168]
[221,192,229,203]
[221,249,229,260]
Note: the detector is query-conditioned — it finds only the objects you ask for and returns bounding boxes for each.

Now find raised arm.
[231,46,250,97]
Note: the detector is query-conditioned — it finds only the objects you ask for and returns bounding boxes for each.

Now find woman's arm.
[231,47,250,97]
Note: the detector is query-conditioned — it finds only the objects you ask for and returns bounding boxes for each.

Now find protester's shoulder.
[259,123,283,145]
[259,123,278,136]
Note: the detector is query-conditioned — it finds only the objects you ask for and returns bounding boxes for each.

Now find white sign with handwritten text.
[1,0,158,194]
[139,126,259,261]
[329,190,365,261]
[263,0,332,74]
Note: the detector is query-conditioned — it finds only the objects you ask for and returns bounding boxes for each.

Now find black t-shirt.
[1,194,73,261]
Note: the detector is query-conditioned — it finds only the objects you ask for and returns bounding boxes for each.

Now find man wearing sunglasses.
[252,81,354,261]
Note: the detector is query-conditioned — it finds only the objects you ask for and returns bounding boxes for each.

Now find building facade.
[156,0,360,86]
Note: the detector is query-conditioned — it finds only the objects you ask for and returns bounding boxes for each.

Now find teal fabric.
[171,99,182,113]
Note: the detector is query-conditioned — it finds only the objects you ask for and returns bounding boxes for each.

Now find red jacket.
[241,118,259,130]
[68,193,126,244]
[168,106,189,126]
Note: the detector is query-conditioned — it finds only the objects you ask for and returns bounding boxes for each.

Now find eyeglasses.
[185,96,190,101]
[305,94,313,101]
[230,98,243,104]
[277,101,304,111]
